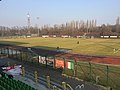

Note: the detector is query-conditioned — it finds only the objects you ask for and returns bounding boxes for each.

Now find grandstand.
[0,72,37,90]
[1,44,120,90]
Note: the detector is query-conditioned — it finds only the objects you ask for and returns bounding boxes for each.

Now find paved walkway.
[14,75,47,90]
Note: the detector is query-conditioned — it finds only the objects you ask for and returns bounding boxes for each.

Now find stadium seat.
[0,73,37,90]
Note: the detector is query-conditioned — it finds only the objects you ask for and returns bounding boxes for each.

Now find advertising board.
[38,56,46,64]
[56,59,64,68]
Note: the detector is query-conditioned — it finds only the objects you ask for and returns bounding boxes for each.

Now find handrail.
[66,83,74,90]
[25,71,63,90]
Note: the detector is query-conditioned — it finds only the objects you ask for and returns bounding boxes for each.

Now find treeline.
[0,17,120,38]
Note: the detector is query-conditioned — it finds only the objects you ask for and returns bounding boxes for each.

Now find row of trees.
[0,17,120,38]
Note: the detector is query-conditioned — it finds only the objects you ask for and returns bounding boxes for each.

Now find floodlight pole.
[27,13,30,28]
[27,13,31,35]
[36,17,40,37]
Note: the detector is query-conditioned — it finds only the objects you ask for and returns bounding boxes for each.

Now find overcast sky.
[0,0,120,27]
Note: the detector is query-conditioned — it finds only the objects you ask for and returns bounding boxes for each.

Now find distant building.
[42,35,49,38]
[31,34,38,37]
[61,35,71,38]
[76,36,83,38]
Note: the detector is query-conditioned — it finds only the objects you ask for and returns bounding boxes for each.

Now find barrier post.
[53,57,56,68]
[63,58,66,74]
[16,50,17,59]
[89,62,92,80]
[1,48,3,54]
[11,49,13,57]
[96,76,100,84]
[34,71,38,83]
[47,76,50,89]
[25,52,28,62]
[7,62,10,67]
[0,48,1,55]
[106,65,109,86]
[22,67,25,77]
[7,48,9,57]
[37,56,39,65]
[74,59,77,77]
[74,64,77,77]
[62,82,66,90]
[3,48,5,54]
[108,87,112,90]
[53,86,57,90]
[14,64,16,66]
[45,57,47,67]
[20,51,22,61]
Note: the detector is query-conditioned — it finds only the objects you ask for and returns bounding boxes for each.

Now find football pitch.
[0,37,120,56]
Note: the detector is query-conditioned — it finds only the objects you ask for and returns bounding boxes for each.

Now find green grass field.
[0,37,120,56]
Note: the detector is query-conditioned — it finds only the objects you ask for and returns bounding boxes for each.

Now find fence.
[63,59,120,90]
[0,47,120,90]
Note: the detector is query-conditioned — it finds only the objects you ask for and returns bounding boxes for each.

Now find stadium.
[0,0,120,90]
[0,38,120,90]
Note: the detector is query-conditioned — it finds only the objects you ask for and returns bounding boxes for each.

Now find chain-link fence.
[63,59,120,90]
